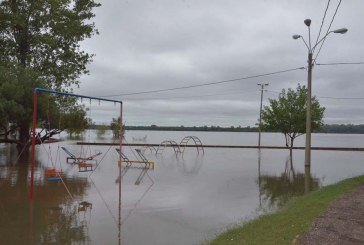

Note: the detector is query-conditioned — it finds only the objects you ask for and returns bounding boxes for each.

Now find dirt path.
[299,183,364,245]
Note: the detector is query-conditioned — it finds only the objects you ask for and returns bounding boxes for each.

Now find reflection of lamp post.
[258,83,269,148]
[292,19,347,176]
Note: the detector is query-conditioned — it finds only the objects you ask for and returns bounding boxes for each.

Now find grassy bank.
[208,175,364,245]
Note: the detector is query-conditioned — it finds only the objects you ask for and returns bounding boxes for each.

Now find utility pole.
[293,19,347,193]
[258,83,269,147]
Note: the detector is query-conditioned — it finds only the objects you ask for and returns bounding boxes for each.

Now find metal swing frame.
[29,88,123,200]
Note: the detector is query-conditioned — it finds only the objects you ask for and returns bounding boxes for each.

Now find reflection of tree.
[258,153,320,209]
[0,146,91,244]
[39,201,90,245]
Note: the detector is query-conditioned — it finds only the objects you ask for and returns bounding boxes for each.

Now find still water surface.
[1,131,364,244]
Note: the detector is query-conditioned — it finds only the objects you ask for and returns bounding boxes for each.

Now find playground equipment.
[155,136,204,157]
[179,136,204,155]
[61,146,99,172]
[30,88,123,200]
[116,148,154,170]
[61,146,101,172]
[61,146,102,163]
[156,140,181,156]
[45,168,64,181]
[115,148,154,185]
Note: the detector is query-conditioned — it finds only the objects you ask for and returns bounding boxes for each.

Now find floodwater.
[1,131,364,245]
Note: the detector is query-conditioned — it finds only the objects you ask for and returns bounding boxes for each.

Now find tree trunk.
[18,122,30,149]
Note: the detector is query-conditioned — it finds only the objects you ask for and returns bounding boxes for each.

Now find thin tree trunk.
[18,123,30,149]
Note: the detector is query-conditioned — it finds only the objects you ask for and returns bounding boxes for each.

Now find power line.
[327,0,343,32]
[316,62,364,66]
[319,96,364,100]
[99,67,305,98]
[315,0,331,46]
[314,0,343,60]
[123,89,257,101]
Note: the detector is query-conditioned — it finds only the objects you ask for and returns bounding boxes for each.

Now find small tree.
[261,84,325,148]
[110,117,124,139]
[62,104,89,137]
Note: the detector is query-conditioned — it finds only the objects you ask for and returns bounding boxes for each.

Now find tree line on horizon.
[98,124,364,134]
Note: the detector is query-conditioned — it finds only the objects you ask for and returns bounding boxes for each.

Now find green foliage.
[261,84,325,147]
[0,0,100,145]
[0,65,43,138]
[62,104,89,137]
[0,0,100,88]
[110,117,124,139]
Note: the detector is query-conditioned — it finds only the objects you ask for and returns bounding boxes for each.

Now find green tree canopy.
[261,84,325,148]
[0,0,100,147]
[110,117,124,139]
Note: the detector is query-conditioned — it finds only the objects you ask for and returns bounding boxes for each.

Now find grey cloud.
[77,0,364,126]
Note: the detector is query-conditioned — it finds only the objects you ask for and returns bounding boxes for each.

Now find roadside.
[299,182,364,244]
[207,176,364,245]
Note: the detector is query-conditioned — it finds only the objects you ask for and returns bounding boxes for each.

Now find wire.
[315,0,331,46]
[122,89,258,101]
[314,0,343,60]
[316,62,364,66]
[99,67,305,98]
[319,96,364,100]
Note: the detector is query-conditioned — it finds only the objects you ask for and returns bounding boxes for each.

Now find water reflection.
[257,150,320,210]
[0,144,92,244]
[2,131,364,245]
[158,148,204,176]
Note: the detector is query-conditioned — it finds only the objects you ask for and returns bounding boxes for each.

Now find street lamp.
[293,19,347,177]
[257,83,269,147]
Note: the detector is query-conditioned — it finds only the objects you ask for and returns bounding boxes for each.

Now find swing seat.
[62,147,102,163]
[45,168,64,180]
[78,162,94,172]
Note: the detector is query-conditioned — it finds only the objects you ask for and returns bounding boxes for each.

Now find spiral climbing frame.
[179,136,204,155]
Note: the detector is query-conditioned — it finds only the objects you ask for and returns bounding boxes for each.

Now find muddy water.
[1,131,364,244]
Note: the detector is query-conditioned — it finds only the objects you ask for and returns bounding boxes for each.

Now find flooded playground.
[1,131,364,244]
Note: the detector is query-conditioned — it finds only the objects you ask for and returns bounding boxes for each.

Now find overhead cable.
[100,66,305,98]
[314,0,343,60]
[316,62,364,66]
[315,0,331,46]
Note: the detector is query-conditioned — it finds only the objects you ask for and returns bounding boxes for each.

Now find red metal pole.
[118,102,123,244]
[119,102,123,162]
[29,90,38,200]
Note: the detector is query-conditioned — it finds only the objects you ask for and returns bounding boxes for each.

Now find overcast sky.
[75,0,364,127]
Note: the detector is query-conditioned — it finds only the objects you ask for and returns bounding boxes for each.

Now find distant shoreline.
[117,124,364,134]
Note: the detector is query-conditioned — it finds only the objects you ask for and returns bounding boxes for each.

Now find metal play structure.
[115,148,154,185]
[155,136,204,157]
[156,140,181,156]
[29,88,123,200]
[179,136,204,155]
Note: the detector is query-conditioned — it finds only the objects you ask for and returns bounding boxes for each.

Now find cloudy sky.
[76,0,364,127]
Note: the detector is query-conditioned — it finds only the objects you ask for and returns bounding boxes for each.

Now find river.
[1,131,364,244]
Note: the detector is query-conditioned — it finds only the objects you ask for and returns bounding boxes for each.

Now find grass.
[207,175,364,245]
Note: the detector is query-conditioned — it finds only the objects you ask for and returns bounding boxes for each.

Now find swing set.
[29,88,123,200]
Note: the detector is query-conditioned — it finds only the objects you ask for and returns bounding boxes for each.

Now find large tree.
[261,84,325,148]
[0,0,100,147]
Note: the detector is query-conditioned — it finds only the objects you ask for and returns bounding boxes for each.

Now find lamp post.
[293,19,347,191]
[258,83,269,148]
